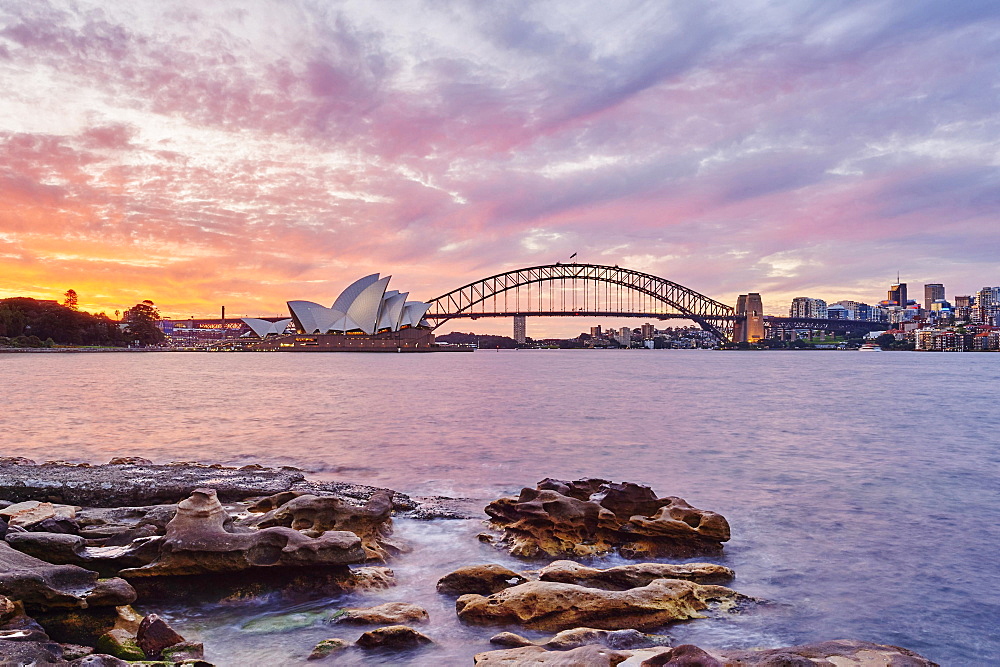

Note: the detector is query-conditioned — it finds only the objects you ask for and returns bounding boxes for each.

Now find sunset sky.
[1,1,998,336]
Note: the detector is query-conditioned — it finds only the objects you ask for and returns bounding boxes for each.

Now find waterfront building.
[974,287,1000,325]
[590,325,602,337]
[640,322,655,340]
[615,327,632,347]
[924,284,945,310]
[789,297,827,319]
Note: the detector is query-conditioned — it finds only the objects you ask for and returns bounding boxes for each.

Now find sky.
[1,0,998,336]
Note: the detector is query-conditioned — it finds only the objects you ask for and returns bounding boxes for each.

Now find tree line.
[0,291,165,347]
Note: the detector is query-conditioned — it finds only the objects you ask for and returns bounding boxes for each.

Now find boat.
[858,341,883,351]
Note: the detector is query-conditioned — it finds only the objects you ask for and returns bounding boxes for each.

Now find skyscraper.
[888,282,907,308]
[924,284,945,310]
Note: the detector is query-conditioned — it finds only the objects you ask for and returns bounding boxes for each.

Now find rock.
[0,461,306,506]
[543,628,671,651]
[120,488,365,578]
[95,627,145,660]
[352,566,396,590]
[70,654,130,666]
[485,479,730,559]
[0,640,65,664]
[456,579,739,632]
[489,627,671,652]
[437,564,528,595]
[247,491,306,513]
[59,643,95,659]
[716,639,938,665]
[538,560,734,589]
[473,644,631,665]
[107,457,152,465]
[161,640,205,661]
[34,604,144,647]
[641,644,719,666]
[0,541,136,611]
[336,602,429,625]
[490,631,537,647]
[355,625,432,649]
[5,531,163,576]
[0,595,15,624]
[253,490,398,561]
[0,500,78,530]
[75,505,177,540]
[308,638,349,659]
[137,613,185,658]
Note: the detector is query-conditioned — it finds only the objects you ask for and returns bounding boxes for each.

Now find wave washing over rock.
[0,459,938,665]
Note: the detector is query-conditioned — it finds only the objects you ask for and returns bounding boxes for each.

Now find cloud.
[0,0,997,333]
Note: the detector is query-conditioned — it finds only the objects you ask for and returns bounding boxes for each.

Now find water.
[2,350,999,664]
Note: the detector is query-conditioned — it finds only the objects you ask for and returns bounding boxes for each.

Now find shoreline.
[0,459,941,665]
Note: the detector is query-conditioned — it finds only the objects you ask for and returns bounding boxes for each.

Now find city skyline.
[1,2,999,338]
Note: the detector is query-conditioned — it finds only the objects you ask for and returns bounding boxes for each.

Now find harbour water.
[3,350,999,664]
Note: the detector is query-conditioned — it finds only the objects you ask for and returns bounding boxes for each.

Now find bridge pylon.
[733,293,765,343]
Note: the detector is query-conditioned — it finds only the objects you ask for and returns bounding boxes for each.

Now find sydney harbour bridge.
[423,263,885,344]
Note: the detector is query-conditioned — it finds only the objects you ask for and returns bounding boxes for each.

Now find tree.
[123,300,164,346]
[63,289,79,310]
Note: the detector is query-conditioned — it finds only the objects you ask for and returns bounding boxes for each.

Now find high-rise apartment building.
[790,297,828,319]
[640,323,655,340]
[923,284,945,310]
[888,283,907,307]
[615,327,631,347]
[590,325,602,337]
[513,314,526,344]
[975,287,1000,325]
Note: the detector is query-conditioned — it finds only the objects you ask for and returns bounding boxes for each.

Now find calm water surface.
[2,350,999,665]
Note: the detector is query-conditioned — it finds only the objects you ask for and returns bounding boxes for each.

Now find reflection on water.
[3,350,999,664]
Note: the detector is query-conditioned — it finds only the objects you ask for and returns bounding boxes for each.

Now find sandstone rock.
[75,505,177,540]
[32,605,141,646]
[5,531,163,576]
[59,643,95,659]
[485,479,729,559]
[456,579,738,632]
[489,627,672,652]
[717,639,938,665]
[336,602,429,625]
[95,627,145,660]
[0,461,306,506]
[0,595,15,624]
[253,490,398,561]
[538,560,734,590]
[355,624,432,649]
[0,500,78,530]
[136,613,185,658]
[247,491,306,513]
[160,640,205,661]
[437,564,528,595]
[308,638,349,660]
[641,644,720,666]
[474,644,630,665]
[107,457,152,465]
[543,628,671,651]
[0,639,65,664]
[69,655,130,666]
[120,488,365,578]
[0,541,136,611]
[490,631,537,647]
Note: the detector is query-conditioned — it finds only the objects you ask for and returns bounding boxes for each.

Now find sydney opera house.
[249,274,448,352]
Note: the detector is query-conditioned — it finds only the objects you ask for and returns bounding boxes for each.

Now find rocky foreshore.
[0,460,939,665]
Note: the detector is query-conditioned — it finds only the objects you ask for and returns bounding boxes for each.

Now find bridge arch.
[424,263,736,341]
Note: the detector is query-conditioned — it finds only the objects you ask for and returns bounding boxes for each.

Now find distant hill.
[0,298,125,347]
[436,331,520,349]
